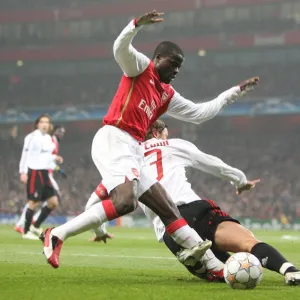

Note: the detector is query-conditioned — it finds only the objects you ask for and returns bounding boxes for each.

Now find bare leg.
[110,180,138,215]
[214,221,298,276]
[214,221,258,253]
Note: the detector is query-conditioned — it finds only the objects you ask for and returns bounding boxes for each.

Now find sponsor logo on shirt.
[138,99,157,120]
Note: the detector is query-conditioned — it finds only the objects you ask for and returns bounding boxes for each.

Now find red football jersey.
[103,61,174,141]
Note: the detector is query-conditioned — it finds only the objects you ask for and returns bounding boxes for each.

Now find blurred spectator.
[1,62,300,109]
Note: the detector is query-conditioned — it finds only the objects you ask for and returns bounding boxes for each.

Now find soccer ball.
[224,252,263,289]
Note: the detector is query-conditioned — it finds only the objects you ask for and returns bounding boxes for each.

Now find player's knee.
[28,200,39,210]
[111,191,138,215]
[240,236,259,252]
[47,196,59,209]
[111,180,138,215]
[120,196,138,215]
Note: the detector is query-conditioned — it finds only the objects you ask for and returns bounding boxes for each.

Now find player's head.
[53,125,66,141]
[34,114,51,134]
[152,41,184,84]
[145,120,168,141]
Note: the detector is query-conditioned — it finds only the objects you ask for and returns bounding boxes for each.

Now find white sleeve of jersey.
[170,139,248,188]
[113,20,150,77]
[166,86,241,124]
[19,134,31,174]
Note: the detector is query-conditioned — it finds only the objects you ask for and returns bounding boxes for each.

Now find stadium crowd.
[1,119,299,222]
[1,62,300,110]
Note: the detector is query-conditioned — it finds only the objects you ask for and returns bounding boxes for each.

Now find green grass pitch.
[0,225,299,300]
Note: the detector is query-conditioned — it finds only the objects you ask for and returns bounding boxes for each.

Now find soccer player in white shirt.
[88,120,300,285]
[15,125,66,235]
[143,121,300,285]
[19,114,63,240]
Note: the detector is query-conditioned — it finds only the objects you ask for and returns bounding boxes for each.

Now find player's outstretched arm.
[113,10,163,77]
[180,139,260,194]
[167,77,259,124]
[171,139,255,189]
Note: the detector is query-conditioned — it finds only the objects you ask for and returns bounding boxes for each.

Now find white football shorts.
[91,125,156,195]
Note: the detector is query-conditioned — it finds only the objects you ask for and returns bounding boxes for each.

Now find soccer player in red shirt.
[42,11,259,269]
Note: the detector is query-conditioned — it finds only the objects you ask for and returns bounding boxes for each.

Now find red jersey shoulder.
[161,83,174,104]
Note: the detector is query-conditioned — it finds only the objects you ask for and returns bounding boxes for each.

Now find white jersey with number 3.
[139,137,248,242]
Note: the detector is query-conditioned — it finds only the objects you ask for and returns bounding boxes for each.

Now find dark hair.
[53,124,65,132]
[34,114,51,129]
[153,41,184,59]
[145,120,167,141]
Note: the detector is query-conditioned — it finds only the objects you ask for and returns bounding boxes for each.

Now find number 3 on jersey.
[145,149,164,181]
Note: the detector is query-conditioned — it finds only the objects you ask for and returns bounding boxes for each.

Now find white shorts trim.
[49,173,59,191]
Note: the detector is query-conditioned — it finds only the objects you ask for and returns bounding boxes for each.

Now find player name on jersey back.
[144,140,169,150]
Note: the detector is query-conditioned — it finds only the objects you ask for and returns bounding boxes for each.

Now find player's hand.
[238,77,259,94]
[135,10,164,27]
[58,168,67,178]
[20,173,28,184]
[55,155,63,164]
[88,233,114,243]
[236,179,260,195]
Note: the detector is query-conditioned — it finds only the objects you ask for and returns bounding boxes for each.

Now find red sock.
[101,200,118,221]
[94,182,109,200]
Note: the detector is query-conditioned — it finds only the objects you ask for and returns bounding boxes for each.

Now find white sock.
[201,249,224,271]
[85,192,108,236]
[16,203,29,228]
[280,262,295,275]
[168,223,202,249]
[52,202,108,241]
[85,192,101,210]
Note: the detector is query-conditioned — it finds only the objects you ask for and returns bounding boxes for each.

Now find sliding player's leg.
[161,200,224,280]
[215,221,300,285]
[163,230,224,281]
